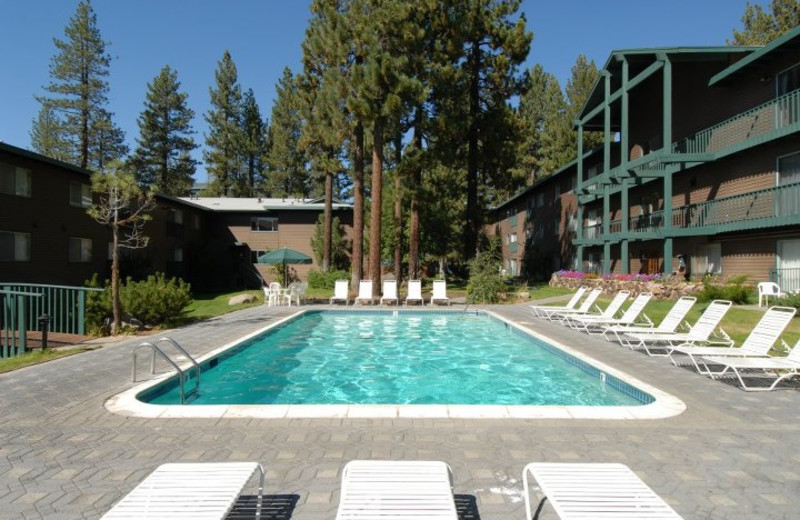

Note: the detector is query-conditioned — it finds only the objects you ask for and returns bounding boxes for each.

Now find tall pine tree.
[204,50,244,196]
[240,89,267,197]
[130,65,197,196]
[730,0,800,45]
[33,0,125,169]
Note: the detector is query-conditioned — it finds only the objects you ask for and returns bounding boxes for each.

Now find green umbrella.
[257,247,312,285]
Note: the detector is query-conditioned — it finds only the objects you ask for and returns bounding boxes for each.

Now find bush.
[308,269,349,290]
[697,275,754,304]
[466,240,505,303]
[85,274,112,335]
[776,292,800,312]
[119,273,193,325]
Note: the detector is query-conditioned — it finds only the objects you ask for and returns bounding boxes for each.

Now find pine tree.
[34,0,125,169]
[265,68,311,197]
[566,54,603,154]
[130,65,197,196]
[458,0,532,259]
[204,50,244,196]
[240,89,267,197]
[730,0,800,45]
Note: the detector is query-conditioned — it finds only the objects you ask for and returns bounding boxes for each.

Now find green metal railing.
[770,268,800,294]
[0,283,104,336]
[1,290,42,357]
[673,89,800,155]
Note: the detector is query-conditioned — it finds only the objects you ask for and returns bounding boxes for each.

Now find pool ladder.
[132,337,200,404]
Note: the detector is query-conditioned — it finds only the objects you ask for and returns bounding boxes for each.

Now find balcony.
[673,88,800,156]
[579,182,800,241]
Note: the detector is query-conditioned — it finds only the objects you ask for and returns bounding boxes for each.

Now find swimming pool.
[140,311,647,407]
[105,310,686,419]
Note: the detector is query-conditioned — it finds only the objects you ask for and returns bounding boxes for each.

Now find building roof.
[579,46,758,124]
[0,141,93,177]
[177,197,352,212]
[709,25,800,86]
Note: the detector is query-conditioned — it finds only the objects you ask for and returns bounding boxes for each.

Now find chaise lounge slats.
[336,460,457,519]
[100,462,264,520]
[523,463,683,520]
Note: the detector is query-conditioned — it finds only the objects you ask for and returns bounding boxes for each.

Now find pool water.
[141,311,650,406]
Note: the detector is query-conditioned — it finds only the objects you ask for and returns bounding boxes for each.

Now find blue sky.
[1,0,757,181]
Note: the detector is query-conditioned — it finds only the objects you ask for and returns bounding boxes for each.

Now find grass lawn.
[177,290,265,323]
[528,283,575,301]
[0,348,92,374]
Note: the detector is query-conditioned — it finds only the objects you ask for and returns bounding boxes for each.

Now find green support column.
[621,58,630,274]
[602,71,611,274]
[661,55,673,274]
[575,122,584,272]
[603,186,610,274]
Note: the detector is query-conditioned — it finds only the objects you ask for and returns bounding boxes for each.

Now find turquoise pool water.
[140,311,651,406]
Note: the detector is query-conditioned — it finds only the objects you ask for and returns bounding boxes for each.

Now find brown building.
[0,142,353,292]
[491,27,800,291]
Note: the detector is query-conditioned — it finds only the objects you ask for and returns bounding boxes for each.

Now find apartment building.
[0,142,352,291]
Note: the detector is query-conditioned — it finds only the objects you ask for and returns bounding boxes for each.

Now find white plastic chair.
[523,462,684,520]
[758,281,784,307]
[380,279,399,305]
[336,460,457,519]
[430,280,450,306]
[354,280,374,305]
[330,279,349,305]
[100,462,264,519]
[404,280,424,306]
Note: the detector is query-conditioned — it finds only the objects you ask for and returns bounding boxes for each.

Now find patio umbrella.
[257,247,312,285]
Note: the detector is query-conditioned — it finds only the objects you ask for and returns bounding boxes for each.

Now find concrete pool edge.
[104,308,687,420]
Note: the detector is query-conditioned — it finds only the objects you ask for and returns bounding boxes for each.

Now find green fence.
[0,283,104,357]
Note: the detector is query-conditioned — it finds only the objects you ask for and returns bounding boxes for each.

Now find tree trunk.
[111,224,121,334]
[393,133,403,285]
[408,111,422,280]
[368,117,384,298]
[323,169,333,272]
[351,120,365,289]
[465,41,481,260]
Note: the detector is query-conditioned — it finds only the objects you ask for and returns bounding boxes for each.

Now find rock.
[229,294,258,305]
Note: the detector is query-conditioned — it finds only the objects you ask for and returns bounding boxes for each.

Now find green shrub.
[84,274,111,335]
[466,240,505,303]
[697,275,754,304]
[308,269,349,290]
[119,273,192,325]
[776,292,800,312]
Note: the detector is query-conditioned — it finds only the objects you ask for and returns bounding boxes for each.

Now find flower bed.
[550,270,702,300]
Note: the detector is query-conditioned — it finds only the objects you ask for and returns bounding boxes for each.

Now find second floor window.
[0,231,31,262]
[251,217,278,232]
[777,62,800,97]
[69,237,92,263]
[70,181,92,207]
[0,162,31,198]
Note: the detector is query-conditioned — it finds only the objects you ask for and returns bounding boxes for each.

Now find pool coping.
[105,309,686,420]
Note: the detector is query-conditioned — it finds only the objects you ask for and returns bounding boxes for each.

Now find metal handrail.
[131,338,200,404]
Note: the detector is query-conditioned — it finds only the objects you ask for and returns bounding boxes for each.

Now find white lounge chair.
[561,290,630,328]
[523,462,684,520]
[379,279,399,305]
[354,280,374,305]
[668,305,797,374]
[262,285,275,306]
[757,281,785,307]
[330,279,350,305]
[701,338,800,391]
[430,279,450,306]
[405,279,424,306]
[622,299,733,356]
[543,288,602,320]
[603,296,696,344]
[336,460,457,520]
[529,287,587,318]
[100,462,264,520]
[568,292,652,333]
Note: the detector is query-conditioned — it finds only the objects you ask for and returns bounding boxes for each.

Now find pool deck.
[1,302,799,519]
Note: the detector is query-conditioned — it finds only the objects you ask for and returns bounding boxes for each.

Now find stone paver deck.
[1,302,798,519]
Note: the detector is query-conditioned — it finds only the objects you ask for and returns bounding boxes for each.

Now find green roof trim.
[709,26,800,86]
[0,141,93,177]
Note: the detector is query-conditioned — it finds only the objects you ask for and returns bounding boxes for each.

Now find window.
[170,209,184,224]
[250,250,266,263]
[0,231,31,261]
[193,213,201,230]
[691,243,721,275]
[777,62,800,97]
[508,232,518,244]
[70,181,92,208]
[535,192,545,208]
[251,217,278,232]
[777,152,800,216]
[554,183,561,201]
[777,63,800,126]
[69,237,92,263]
[586,253,602,274]
[0,162,31,197]
[173,248,183,262]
